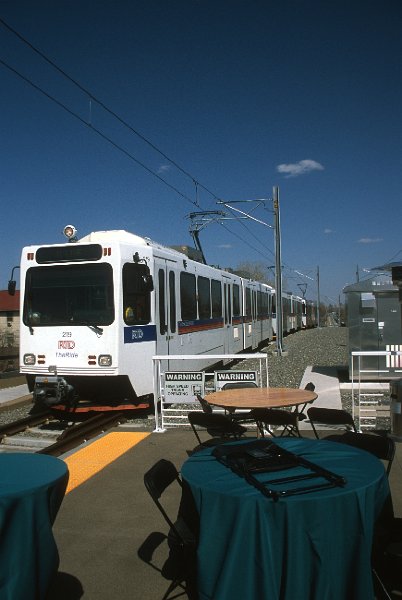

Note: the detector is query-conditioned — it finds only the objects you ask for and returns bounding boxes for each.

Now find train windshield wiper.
[79,321,104,335]
[86,323,103,335]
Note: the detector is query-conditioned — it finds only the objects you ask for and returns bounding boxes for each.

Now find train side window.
[122,263,151,325]
[224,283,232,324]
[169,271,176,333]
[158,269,167,335]
[262,291,268,317]
[245,287,252,318]
[198,276,211,319]
[257,290,262,318]
[180,272,197,320]
[233,284,240,317]
[211,279,222,318]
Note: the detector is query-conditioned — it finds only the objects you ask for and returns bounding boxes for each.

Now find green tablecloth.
[0,453,69,600]
[181,437,390,600]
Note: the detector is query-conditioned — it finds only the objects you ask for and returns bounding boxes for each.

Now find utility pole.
[273,186,284,355]
[317,266,320,327]
[216,190,284,355]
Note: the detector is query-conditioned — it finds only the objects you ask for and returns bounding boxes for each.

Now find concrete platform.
[44,426,402,600]
[300,366,342,409]
[0,383,30,405]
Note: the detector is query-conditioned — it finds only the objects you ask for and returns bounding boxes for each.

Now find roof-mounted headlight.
[63,225,77,242]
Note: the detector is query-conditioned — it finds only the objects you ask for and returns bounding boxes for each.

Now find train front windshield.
[23,263,114,327]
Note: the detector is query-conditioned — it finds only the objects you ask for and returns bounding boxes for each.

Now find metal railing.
[152,353,268,432]
[351,350,402,430]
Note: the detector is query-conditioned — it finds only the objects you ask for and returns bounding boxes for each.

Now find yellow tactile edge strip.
[63,431,150,494]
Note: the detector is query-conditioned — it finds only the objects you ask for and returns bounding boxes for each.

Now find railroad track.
[0,411,127,456]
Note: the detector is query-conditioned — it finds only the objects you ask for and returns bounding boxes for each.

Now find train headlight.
[98,354,112,367]
[63,224,77,242]
[23,353,36,365]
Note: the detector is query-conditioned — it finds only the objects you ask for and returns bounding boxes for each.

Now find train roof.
[79,230,151,246]
[79,230,200,263]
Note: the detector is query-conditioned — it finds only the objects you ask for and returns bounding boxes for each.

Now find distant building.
[343,275,402,380]
[0,290,20,372]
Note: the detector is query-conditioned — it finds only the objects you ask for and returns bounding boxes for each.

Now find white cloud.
[157,164,171,174]
[324,228,333,234]
[358,237,383,244]
[276,159,324,178]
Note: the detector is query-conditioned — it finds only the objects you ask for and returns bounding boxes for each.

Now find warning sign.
[214,370,258,391]
[163,372,205,404]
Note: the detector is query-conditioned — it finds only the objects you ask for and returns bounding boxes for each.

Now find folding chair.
[325,431,395,476]
[221,381,258,425]
[188,411,247,448]
[250,407,302,437]
[294,382,316,422]
[372,515,402,598]
[143,459,197,599]
[307,407,357,439]
[196,394,213,414]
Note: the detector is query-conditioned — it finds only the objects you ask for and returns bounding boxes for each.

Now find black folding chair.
[325,431,395,476]
[143,459,197,599]
[221,381,258,425]
[250,407,302,437]
[307,407,357,438]
[196,394,213,414]
[294,382,316,422]
[188,411,247,448]
[372,514,402,598]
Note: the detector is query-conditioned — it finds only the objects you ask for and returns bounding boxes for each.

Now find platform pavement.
[0,383,30,405]
[300,365,342,409]
[45,426,402,600]
[1,379,401,599]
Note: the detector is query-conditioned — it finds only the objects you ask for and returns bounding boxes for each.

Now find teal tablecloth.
[0,453,69,600]
[181,437,390,600]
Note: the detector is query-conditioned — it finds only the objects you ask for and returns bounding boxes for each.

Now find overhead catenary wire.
[0,17,221,204]
[0,16,315,287]
[0,55,278,266]
[0,57,199,208]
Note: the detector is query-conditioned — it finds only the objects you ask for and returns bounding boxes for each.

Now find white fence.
[351,350,402,430]
[152,353,268,432]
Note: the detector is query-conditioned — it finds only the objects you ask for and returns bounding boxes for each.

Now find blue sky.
[1,1,401,304]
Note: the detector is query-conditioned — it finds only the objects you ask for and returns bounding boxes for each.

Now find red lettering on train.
[58,340,76,349]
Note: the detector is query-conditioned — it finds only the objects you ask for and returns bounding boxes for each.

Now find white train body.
[17,229,306,407]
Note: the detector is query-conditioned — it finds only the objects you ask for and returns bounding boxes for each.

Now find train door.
[243,284,254,349]
[223,277,233,353]
[154,258,177,365]
[252,288,259,349]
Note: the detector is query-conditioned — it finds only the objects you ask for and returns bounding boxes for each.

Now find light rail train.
[10,226,316,411]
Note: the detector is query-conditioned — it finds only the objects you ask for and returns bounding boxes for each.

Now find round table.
[181,437,390,600]
[0,453,69,600]
[205,386,317,410]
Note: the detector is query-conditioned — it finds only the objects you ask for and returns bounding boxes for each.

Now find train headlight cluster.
[23,353,36,365]
[63,224,77,242]
[98,354,112,367]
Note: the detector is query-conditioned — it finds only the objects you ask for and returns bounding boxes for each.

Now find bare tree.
[233,261,274,286]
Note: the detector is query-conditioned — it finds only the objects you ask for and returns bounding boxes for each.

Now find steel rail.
[0,410,54,441]
[39,411,127,456]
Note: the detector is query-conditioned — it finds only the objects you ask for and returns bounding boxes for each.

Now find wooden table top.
[205,387,317,410]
